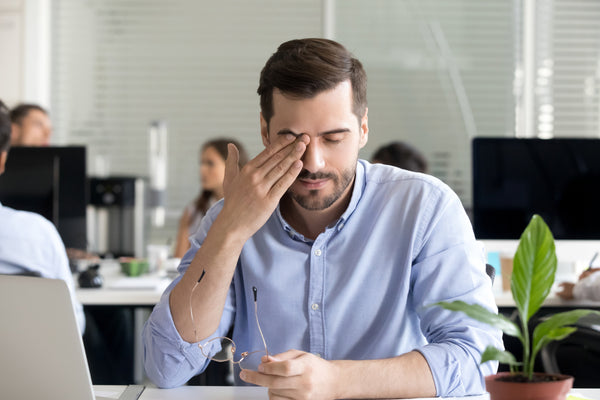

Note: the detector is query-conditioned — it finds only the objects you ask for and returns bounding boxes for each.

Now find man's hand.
[579,267,600,281]
[218,134,308,242]
[240,350,340,400]
[556,282,575,300]
[557,267,600,300]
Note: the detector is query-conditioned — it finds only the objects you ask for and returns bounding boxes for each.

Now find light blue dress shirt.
[143,161,502,396]
[0,201,85,334]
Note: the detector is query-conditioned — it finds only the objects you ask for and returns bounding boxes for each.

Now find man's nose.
[301,142,325,173]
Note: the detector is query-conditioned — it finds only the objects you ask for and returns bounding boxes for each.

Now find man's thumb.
[224,143,240,182]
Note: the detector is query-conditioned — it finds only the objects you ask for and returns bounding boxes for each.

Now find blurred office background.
[1,0,600,247]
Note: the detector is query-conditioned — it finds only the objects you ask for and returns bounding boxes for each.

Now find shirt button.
[338,222,345,230]
[311,303,319,311]
[314,249,322,256]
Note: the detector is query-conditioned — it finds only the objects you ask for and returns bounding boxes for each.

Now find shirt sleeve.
[573,271,600,301]
[142,201,235,388]
[410,187,504,397]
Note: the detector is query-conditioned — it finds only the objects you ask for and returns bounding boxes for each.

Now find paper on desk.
[568,394,595,400]
[108,277,170,291]
[94,388,122,399]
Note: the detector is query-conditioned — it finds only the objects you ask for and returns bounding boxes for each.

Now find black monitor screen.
[472,137,600,240]
[0,146,87,249]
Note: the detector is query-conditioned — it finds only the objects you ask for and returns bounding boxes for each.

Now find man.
[0,99,84,334]
[10,103,52,146]
[557,267,600,301]
[143,39,502,398]
[372,141,429,173]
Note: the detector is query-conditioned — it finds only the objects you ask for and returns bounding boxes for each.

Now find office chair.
[485,263,496,284]
[540,319,600,387]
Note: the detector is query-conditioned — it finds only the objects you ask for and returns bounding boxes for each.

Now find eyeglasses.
[190,272,269,371]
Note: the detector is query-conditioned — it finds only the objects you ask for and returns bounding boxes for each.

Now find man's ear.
[260,112,270,147]
[359,107,369,149]
[0,151,7,175]
[10,123,21,145]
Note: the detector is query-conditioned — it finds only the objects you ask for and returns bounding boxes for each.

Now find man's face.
[261,80,368,211]
[12,109,52,146]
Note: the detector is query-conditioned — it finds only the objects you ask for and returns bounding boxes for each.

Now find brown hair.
[9,103,48,125]
[257,38,367,128]
[372,141,428,173]
[0,100,11,151]
[193,138,249,216]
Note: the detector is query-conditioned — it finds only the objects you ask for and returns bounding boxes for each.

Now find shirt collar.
[275,160,367,238]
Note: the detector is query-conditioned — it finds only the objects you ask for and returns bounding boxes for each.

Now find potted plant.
[435,214,600,400]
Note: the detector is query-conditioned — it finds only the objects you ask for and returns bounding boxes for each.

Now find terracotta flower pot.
[485,372,574,400]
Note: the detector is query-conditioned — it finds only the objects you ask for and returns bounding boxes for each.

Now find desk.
[495,292,600,309]
[76,262,173,383]
[94,386,600,400]
[75,261,171,306]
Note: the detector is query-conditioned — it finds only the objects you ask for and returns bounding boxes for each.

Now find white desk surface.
[495,291,600,308]
[76,261,171,306]
[94,386,600,400]
[75,260,600,309]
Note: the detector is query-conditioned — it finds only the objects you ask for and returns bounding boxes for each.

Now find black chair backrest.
[485,263,496,284]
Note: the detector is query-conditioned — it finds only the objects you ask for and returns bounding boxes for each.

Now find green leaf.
[531,326,577,365]
[433,300,522,339]
[511,215,557,322]
[481,346,521,366]
[531,310,600,362]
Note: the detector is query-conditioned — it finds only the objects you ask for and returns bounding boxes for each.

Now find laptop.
[0,275,95,400]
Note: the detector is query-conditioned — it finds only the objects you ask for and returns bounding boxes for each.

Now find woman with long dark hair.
[174,138,248,258]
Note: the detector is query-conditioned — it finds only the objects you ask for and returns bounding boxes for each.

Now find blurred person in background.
[557,267,600,301]
[0,99,84,333]
[371,140,428,173]
[10,103,52,146]
[174,138,249,258]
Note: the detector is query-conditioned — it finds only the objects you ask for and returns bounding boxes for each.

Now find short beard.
[289,167,355,211]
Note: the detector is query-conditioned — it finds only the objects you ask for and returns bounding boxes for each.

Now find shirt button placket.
[309,241,325,358]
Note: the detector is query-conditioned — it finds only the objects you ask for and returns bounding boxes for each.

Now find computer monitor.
[472,137,600,240]
[0,146,87,249]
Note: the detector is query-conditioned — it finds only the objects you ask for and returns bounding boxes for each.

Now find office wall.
[0,1,22,106]
[0,0,50,108]
[50,0,323,246]
[40,0,600,246]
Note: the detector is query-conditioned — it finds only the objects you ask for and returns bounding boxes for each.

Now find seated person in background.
[9,103,52,146]
[174,139,248,258]
[143,38,501,398]
[557,268,600,301]
[0,99,84,334]
[371,140,428,173]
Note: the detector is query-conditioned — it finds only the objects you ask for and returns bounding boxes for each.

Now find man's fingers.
[258,349,307,377]
[240,369,302,390]
[250,133,297,169]
[268,160,303,200]
[268,349,306,361]
[223,143,240,191]
[261,140,306,184]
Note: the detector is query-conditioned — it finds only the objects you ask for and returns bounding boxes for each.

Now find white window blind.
[335,0,517,208]
[534,0,600,138]
[51,0,600,243]
[51,0,322,244]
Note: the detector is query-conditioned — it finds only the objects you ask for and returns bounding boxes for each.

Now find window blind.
[534,0,600,138]
[51,0,322,244]
[335,0,517,208]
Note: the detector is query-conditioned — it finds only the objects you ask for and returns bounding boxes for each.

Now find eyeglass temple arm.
[253,286,269,357]
[190,270,207,342]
